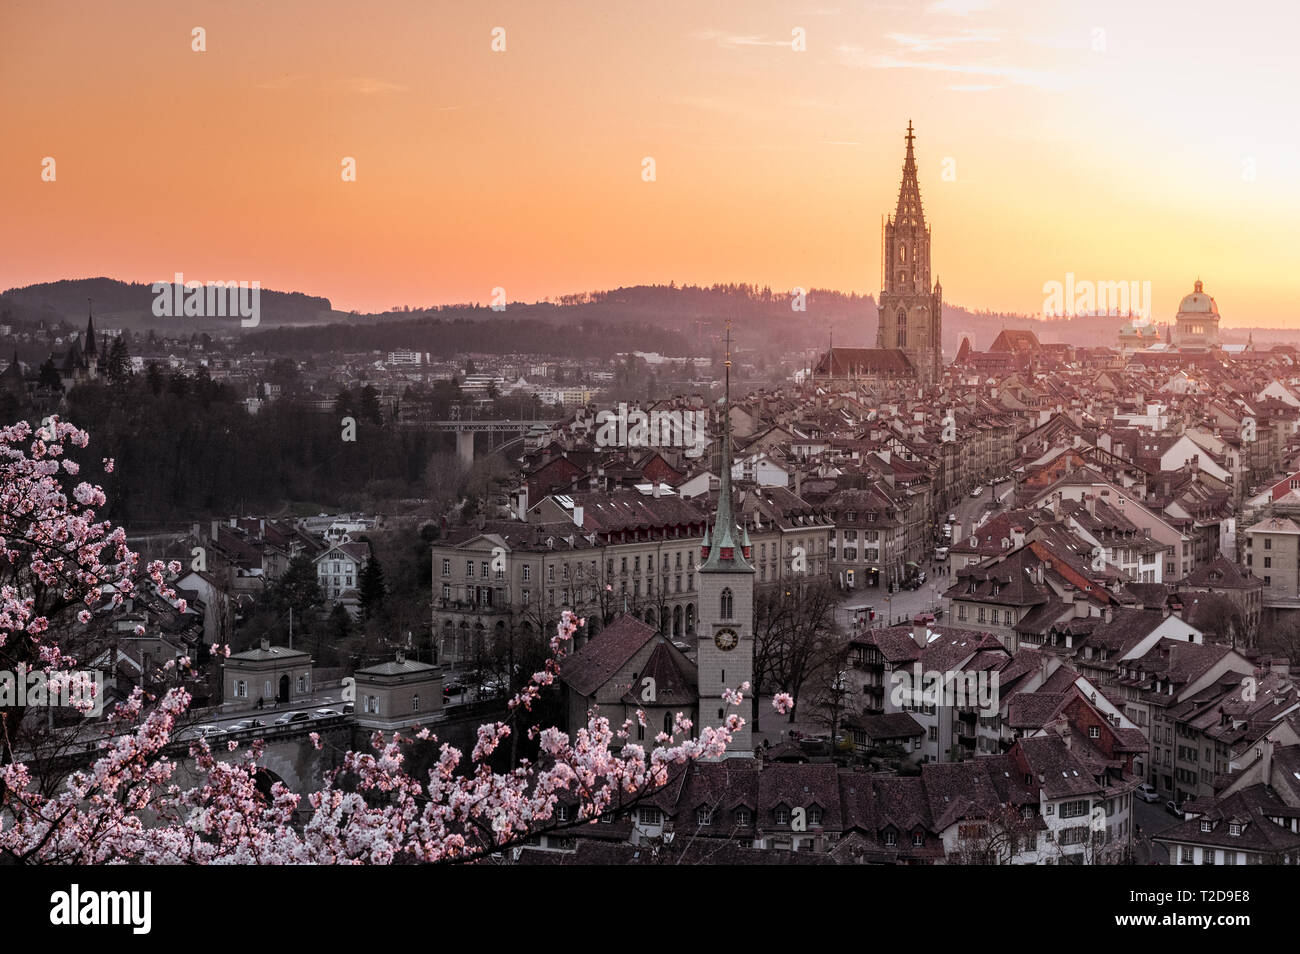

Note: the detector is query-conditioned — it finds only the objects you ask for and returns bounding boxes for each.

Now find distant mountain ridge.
[1,278,1290,354]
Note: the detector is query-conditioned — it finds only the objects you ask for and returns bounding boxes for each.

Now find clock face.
[714,627,739,651]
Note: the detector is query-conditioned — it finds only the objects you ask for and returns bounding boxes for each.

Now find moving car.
[970,486,983,497]
[1135,783,1159,803]
[229,719,267,732]
[934,547,949,561]
[273,711,311,726]
[314,708,343,718]
[1165,799,1183,817]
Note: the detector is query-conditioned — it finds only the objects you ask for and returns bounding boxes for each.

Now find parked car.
[178,724,227,741]
[970,486,983,497]
[1165,799,1183,817]
[947,514,956,523]
[229,719,267,732]
[274,711,310,726]
[1135,783,1159,803]
[314,708,343,718]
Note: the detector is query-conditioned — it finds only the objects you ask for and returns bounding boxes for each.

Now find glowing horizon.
[3,0,1298,325]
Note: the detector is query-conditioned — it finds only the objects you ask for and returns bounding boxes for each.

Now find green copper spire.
[700,319,753,574]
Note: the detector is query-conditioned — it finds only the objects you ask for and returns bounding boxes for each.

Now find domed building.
[1171,279,1220,351]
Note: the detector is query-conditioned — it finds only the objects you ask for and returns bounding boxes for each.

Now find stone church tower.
[876,121,943,383]
[695,322,755,758]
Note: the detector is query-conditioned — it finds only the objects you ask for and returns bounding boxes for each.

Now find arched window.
[663,712,674,737]
[896,312,907,348]
[720,587,733,619]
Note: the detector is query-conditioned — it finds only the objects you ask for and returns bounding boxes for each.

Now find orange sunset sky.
[2,0,1298,323]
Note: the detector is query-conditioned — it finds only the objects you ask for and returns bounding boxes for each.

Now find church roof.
[813,348,916,378]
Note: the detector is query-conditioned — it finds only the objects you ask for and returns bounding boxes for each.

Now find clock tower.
[696,321,756,757]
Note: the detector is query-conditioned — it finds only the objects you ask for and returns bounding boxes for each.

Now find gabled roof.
[560,613,659,698]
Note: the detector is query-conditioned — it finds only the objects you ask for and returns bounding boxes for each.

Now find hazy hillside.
[0,278,336,331]
[4,278,1293,358]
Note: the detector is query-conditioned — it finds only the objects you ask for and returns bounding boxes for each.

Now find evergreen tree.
[358,554,387,618]
[107,337,131,384]
[38,358,62,391]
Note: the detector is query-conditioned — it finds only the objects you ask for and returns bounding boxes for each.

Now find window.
[466,560,474,578]
[911,832,924,847]
[1089,726,1100,739]
[556,805,571,823]
[441,559,450,577]
[1060,800,1088,819]
[522,564,531,582]
[775,807,790,826]
[697,808,713,826]
[411,694,420,712]
[884,831,897,847]
[637,807,663,826]
[735,808,750,826]
[1181,846,1194,863]
[720,587,734,619]
[808,807,822,827]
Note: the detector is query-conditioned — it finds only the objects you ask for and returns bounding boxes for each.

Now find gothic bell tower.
[695,321,755,758]
[876,121,943,384]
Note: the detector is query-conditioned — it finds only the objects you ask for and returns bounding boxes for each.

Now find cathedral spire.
[894,119,925,229]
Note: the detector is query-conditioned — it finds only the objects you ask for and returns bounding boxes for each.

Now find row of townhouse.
[431,485,835,666]
[522,732,1137,864]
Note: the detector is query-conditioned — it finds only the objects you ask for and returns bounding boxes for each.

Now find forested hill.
[0,277,334,330]
[9,278,1278,358]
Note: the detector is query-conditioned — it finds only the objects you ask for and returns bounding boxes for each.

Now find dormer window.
[1200,820,1214,833]
[911,831,924,847]
[775,807,790,826]
[1229,822,1242,836]
[884,830,897,847]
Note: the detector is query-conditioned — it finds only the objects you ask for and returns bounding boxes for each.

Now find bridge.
[397,416,562,465]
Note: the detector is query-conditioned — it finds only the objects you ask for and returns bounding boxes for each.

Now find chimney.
[652,482,661,498]
[1103,606,1113,624]
[1054,714,1071,748]
[1011,526,1025,548]
[211,520,220,541]
[259,518,266,537]
[260,638,270,652]
[912,613,933,649]
[573,504,585,528]
[1085,493,1096,518]
[795,470,803,497]
[516,485,529,521]
[191,522,200,540]
[396,649,405,664]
